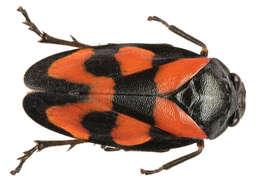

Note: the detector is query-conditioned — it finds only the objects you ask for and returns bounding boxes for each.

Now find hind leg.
[11,139,85,175]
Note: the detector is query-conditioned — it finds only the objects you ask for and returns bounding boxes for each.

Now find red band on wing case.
[155,58,210,94]
[111,114,152,146]
[47,49,117,139]
[115,47,155,76]
[154,98,207,139]
[46,95,114,140]
[47,51,208,140]
[48,48,115,94]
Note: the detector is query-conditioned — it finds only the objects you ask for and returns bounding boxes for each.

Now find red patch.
[48,48,115,94]
[46,95,114,140]
[111,113,152,146]
[153,98,207,139]
[155,58,210,94]
[114,47,154,76]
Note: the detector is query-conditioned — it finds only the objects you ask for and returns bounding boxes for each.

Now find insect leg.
[10,139,85,175]
[140,140,204,175]
[101,145,121,152]
[17,6,91,48]
[148,16,208,57]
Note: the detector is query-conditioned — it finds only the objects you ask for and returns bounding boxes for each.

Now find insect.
[11,7,246,175]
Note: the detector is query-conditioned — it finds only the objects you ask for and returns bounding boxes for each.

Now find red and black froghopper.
[11,7,246,175]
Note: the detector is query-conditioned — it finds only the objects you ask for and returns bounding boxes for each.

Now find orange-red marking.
[114,47,155,76]
[153,98,207,139]
[46,95,114,140]
[48,48,115,94]
[154,58,210,94]
[47,50,208,141]
[48,49,94,84]
[111,114,152,146]
[47,49,118,139]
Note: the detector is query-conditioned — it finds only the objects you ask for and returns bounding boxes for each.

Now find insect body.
[11,7,246,175]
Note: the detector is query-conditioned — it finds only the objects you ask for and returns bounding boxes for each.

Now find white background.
[2,0,259,186]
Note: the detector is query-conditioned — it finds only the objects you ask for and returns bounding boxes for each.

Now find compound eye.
[230,73,241,91]
[229,112,240,127]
